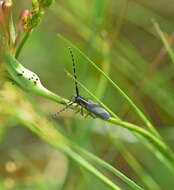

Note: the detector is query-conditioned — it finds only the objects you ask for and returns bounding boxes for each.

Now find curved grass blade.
[109,118,174,166]
[74,146,144,190]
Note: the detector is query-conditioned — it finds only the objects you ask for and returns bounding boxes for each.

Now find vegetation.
[0,0,174,189]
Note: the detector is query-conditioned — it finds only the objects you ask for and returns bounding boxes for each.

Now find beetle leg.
[84,113,90,118]
[74,107,84,117]
[53,102,74,118]
[70,104,79,110]
[74,109,81,114]
[84,112,95,119]
[80,107,84,116]
[89,113,96,119]
[74,106,83,115]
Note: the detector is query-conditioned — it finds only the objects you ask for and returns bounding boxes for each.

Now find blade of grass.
[74,145,144,190]
[153,21,174,64]
[116,142,161,190]
[112,49,174,123]
[101,125,162,190]
[59,145,122,190]
[109,118,174,166]
[124,2,174,36]
[95,42,111,99]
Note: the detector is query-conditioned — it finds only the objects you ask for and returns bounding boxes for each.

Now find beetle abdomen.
[86,103,110,120]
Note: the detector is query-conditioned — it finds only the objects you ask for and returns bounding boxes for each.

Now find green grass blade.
[60,146,122,190]
[153,21,174,64]
[112,140,162,190]
[109,118,174,167]
[75,146,144,190]
[95,41,111,99]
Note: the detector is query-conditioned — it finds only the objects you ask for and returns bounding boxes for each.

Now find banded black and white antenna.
[68,47,79,97]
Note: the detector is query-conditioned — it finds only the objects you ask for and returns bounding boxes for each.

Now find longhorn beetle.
[56,47,110,120]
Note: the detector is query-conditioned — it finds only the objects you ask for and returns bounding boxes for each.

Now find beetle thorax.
[74,96,88,107]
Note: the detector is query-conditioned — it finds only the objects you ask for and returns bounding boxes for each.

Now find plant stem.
[15,31,30,58]
[108,117,174,166]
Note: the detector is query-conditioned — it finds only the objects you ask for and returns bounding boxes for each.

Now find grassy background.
[1,0,174,189]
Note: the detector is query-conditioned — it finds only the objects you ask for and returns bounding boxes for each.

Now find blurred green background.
[1,0,174,189]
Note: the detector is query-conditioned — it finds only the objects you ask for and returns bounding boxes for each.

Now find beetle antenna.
[68,47,79,97]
